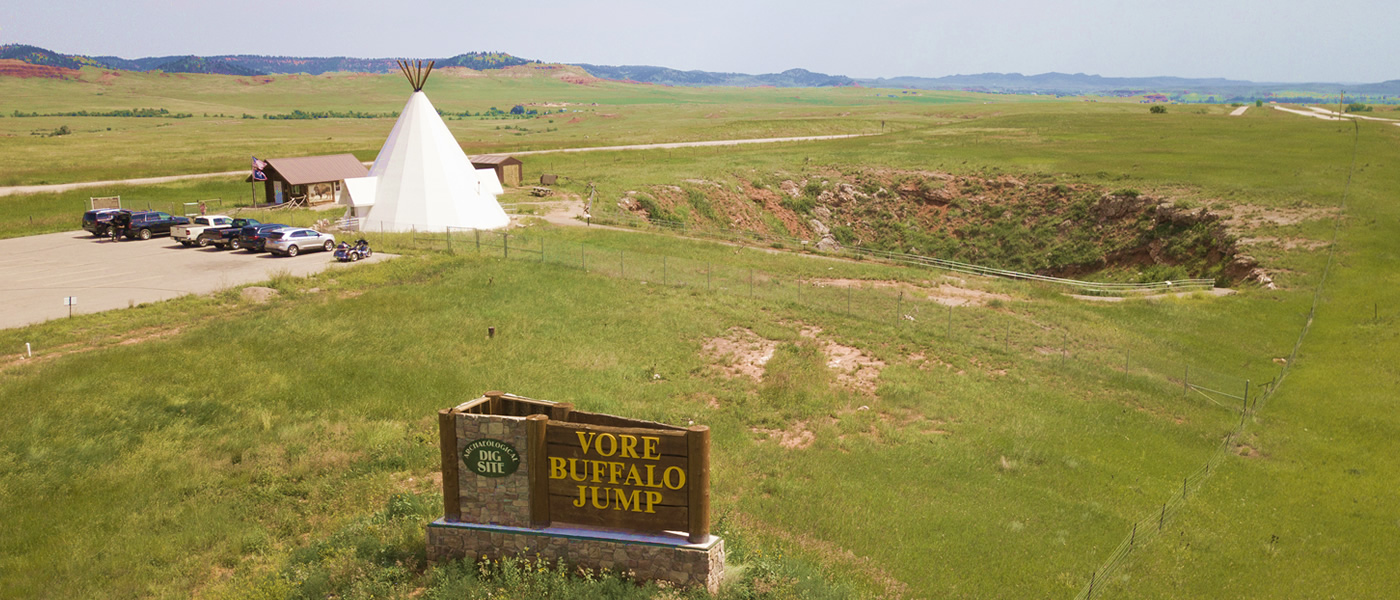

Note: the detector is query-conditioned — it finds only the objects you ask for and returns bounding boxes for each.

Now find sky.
[2,0,1396,83]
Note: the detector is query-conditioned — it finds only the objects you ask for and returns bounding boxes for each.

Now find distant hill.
[574,64,855,87]
[859,72,1400,100]
[1,46,538,76]
[2,44,1395,100]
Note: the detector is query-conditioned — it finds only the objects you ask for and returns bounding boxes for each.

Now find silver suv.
[265,228,336,257]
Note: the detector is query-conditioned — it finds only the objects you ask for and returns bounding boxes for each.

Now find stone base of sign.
[427,520,725,593]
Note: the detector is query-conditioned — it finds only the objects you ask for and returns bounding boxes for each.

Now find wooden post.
[540,237,545,263]
[686,425,711,544]
[503,233,509,259]
[526,414,550,528]
[485,390,504,415]
[549,402,574,421]
[438,409,461,521]
[475,229,480,252]
[1243,380,1251,414]
[1183,366,1189,396]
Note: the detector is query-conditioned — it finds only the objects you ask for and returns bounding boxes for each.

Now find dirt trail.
[0,134,872,198]
[1229,106,1249,116]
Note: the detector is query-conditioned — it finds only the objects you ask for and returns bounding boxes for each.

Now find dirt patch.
[751,422,815,449]
[117,326,183,345]
[701,327,777,380]
[0,59,78,79]
[822,340,885,395]
[807,277,1011,307]
[1215,204,1339,233]
[566,116,584,124]
[1236,236,1330,251]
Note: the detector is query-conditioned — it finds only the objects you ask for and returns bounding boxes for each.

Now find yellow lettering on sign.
[663,466,686,490]
[596,433,617,457]
[645,491,661,513]
[549,456,567,480]
[624,464,643,487]
[619,435,639,458]
[614,488,640,512]
[575,431,595,454]
[568,458,586,482]
[641,436,660,460]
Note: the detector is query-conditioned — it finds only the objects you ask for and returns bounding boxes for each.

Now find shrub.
[1345,102,1372,113]
[1149,105,1167,114]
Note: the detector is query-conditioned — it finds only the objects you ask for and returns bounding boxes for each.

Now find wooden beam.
[527,414,550,528]
[438,409,461,521]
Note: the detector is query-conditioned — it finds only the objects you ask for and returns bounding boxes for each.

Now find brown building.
[249,154,370,206]
[469,154,523,187]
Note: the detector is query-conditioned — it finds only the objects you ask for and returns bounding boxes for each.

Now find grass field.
[1,69,1396,599]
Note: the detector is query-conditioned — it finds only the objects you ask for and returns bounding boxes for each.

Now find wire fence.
[586,204,1217,296]
[1070,120,1359,600]
[393,220,1292,599]
[407,226,1254,414]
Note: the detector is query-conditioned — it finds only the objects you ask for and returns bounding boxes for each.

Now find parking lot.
[0,230,391,329]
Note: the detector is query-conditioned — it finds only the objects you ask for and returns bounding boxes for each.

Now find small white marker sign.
[63,296,77,306]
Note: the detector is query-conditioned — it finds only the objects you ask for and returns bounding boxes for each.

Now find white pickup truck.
[172,214,234,247]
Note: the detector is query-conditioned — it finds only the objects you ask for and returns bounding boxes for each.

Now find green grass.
[1,72,1398,599]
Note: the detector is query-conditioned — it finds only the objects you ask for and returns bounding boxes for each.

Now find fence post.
[1243,380,1251,414]
[663,256,667,286]
[540,237,545,263]
[447,228,452,253]
[849,284,854,316]
[897,291,903,325]
[1159,503,1166,529]
[708,264,712,291]
[947,304,953,337]
[1183,366,1189,396]
[581,242,585,270]
[1005,322,1010,352]
[1062,331,1068,368]
[1182,477,1188,499]
[504,233,509,259]
[475,229,480,253]
[1131,523,1136,545]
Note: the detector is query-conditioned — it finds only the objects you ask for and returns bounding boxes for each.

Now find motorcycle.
[333,239,373,262]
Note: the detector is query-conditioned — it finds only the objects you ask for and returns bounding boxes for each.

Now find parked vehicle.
[172,215,234,247]
[123,211,190,240]
[237,223,290,253]
[266,228,336,257]
[195,218,262,250]
[334,239,373,262]
[81,208,121,237]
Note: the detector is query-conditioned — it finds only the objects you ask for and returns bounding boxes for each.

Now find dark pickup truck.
[195,218,262,250]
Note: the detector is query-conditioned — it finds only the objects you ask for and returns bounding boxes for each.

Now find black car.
[195,217,263,250]
[122,211,190,240]
[81,208,121,236]
[237,223,289,252]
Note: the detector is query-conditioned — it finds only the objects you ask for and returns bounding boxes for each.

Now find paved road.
[0,134,873,198]
[0,231,391,329]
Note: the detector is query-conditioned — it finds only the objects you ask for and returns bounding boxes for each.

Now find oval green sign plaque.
[462,439,520,477]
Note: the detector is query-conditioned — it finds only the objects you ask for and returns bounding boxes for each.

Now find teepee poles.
[397,59,436,92]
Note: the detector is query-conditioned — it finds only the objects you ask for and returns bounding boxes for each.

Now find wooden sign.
[441,392,710,543]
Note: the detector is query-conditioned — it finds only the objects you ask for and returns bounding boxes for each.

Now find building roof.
[266,154,369,185]
[468,154,522,166]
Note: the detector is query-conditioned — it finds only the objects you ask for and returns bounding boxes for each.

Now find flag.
[252,170,267,182]
[251,156,268,170]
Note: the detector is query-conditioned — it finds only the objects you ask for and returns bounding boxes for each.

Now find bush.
[1345,102,1372,113]
[1149,105,1167,114]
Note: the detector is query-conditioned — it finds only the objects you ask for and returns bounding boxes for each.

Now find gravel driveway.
[0,231,389,329]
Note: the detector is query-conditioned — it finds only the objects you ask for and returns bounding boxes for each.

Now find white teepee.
[353,61,510,232]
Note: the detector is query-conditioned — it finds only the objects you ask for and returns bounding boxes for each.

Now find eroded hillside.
[616,170,1246,283]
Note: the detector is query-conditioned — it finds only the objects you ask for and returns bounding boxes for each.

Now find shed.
[469,154,523,187]
[248,154,370,206]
